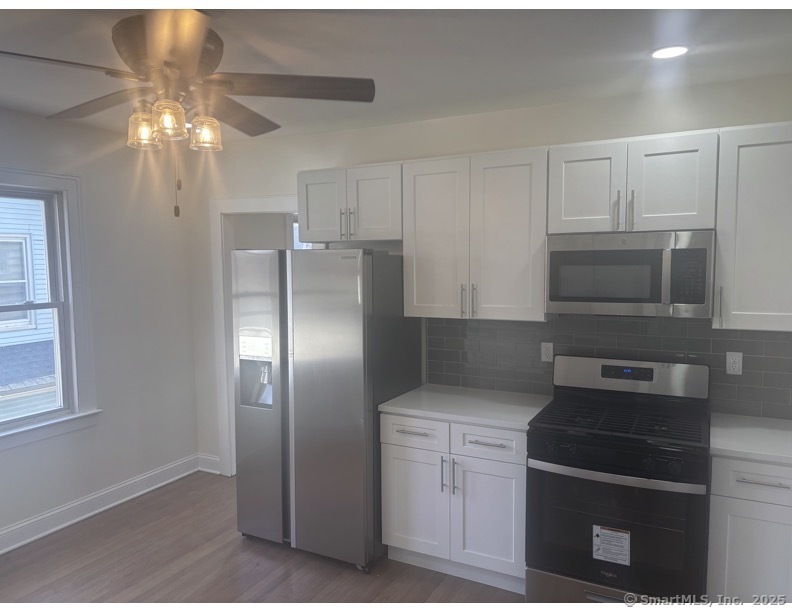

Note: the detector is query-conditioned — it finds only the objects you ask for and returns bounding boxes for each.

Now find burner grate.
[532,400,706,446]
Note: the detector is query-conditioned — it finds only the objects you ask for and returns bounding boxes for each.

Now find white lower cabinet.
[381,414,526,579]
[381,443,450,558]
[708,457,792,599]
[449,455,526,576]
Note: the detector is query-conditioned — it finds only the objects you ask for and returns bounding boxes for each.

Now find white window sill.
[0,409,101,451]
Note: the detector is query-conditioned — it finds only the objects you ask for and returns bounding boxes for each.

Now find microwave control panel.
[670,249,708,305]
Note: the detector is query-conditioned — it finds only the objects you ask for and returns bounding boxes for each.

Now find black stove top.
[531,392,709,449]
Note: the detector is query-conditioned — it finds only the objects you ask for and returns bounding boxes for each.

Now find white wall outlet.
[726,351,743,375]
[541,342,554,363]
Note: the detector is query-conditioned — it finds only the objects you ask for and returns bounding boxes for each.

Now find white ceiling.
[1,9,792,141]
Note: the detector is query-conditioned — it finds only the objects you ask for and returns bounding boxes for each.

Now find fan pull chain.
[173,145,182,218]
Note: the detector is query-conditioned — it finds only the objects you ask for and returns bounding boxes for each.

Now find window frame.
[0,233,36,329]
[0,167,96,440]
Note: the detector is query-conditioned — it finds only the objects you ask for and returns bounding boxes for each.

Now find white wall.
[0,109,200,539]
[190,72,792,463]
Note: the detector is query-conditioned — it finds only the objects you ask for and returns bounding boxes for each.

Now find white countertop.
[711,413,792,467]
[379,384,551,430]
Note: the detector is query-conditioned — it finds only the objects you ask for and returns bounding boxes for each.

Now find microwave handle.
[661,249,672,304]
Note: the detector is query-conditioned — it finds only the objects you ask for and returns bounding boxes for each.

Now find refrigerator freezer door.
[291,249,370,565]
[233,250,285,543]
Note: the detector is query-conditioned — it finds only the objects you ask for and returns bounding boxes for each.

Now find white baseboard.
[197,453,221,474]
[388,546,525,595]
[0,453,221,556]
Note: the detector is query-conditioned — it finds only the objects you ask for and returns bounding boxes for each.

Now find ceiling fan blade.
[0,49,144,82]
[48,86,155,119]
[208,96,280,136]
[204,73,376,102]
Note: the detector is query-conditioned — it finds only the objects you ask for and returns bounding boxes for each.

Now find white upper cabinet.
[548,132,717,234]
[403,157,471,319]
[715,123,792,331]
[297,164,402,243]
[346,164,402,240]
[470,148,547,322]
[548,142,627,234]
[627,133,718,232]
[404,149,547,321]
[297,169,347,242]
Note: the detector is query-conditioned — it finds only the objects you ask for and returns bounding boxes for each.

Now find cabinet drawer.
[380,414,449,452]
[450,423,526,465]
[712,457,792,507]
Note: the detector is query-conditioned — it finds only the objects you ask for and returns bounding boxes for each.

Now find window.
[0,235,34,327]
[0,169,93,436]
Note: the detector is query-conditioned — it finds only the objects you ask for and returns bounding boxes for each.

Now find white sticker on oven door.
[593,525,630,566]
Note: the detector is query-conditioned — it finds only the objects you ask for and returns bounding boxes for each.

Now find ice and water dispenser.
[238,333,273,408]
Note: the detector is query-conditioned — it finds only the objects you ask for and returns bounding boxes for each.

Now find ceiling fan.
[0,9,376,139]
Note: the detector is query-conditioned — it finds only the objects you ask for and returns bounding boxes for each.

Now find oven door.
[525,459,708,598]
[546,232,673,316]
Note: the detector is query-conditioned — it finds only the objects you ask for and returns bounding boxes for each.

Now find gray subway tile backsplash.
[425,315,792,421]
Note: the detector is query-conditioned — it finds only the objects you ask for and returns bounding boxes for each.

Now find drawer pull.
[736,476,791,490]
[468,439,507,449]
[395,428,430,437]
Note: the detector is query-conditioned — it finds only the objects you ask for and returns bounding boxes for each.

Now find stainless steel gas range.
[525,356,711,603]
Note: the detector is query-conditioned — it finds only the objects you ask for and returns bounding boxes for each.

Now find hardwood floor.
[0,472,522,603]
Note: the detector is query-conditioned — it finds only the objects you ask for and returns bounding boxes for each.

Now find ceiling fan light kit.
[151,99,189,141]
[189,115,223,151]
[127,108,162,150]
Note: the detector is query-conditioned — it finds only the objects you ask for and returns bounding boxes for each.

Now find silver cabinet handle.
[440,456,446,492]
[614,190,621,230]
[451,457,458,495]
[348,208,355,238]
[736,476,791,490]
[469,439,507,449]
[395,428,429,437]
[460,284,467,318]
[339,208,347,239]
[471,283,477,318]
[719,285,724,328]
[629,189,635,231]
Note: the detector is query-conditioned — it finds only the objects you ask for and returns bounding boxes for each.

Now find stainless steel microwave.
[546,230,715,318]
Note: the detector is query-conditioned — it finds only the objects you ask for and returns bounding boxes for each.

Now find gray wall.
[427,316,792,420]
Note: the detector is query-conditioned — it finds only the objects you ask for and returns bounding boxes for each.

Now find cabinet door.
[470,148,547,321]
[708,495,792,599]
[449,455,526,577]
[347,164,402,241]
[627,132,717,231]
[381,444,450,558]
[403,157,470,318]
[297,169,347,242]
[548,142,627,234]
[715,124,792,331]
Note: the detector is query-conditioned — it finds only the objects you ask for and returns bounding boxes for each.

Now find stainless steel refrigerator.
[232,248,421,569]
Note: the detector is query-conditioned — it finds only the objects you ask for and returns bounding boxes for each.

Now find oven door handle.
[527,459,708,495]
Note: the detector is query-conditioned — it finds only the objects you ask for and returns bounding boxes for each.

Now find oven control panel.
[601,365,654,381]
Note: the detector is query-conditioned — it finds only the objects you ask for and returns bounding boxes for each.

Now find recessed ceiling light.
[652,46,689,59]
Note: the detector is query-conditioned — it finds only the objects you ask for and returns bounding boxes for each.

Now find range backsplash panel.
[426,315,792,420]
